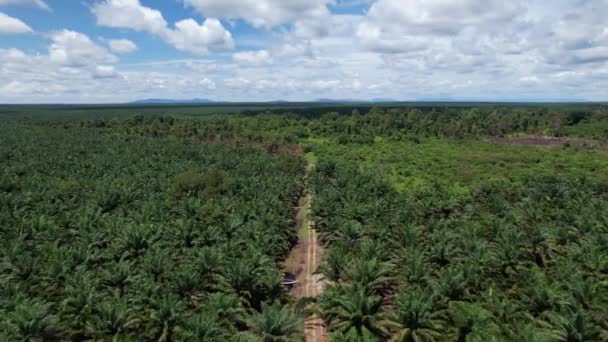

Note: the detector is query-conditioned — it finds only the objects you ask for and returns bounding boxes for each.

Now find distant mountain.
[315,98,363,103]
[130,98,214,104]
[265,100,291,104]
[371,98,401,103]
[314,98,402,103]
[415,97,591,103]
[415,97,456,102]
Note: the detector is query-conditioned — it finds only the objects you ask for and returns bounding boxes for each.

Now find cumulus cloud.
[310,79,341,90]
[164,18,233,55]
[0,0,49,10]
[545,0,608,65]
[0,32,125,103]
[364,0,523,36]
[2,0,608,103]
[0,80,66,97]
[199,78,216,90]
[233,50,272,66]
[0,12,32,33]
[92,0,233,55]
[48,30,117,67]
[356,0,527,53]
[107,39,138,54]
[183,0,333,28]
[94,65,118,78]
[93,0,167,35]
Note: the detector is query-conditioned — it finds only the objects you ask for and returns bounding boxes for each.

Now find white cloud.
[3,0,608,103]
[310,79,340,90]
[363,0,523,36]
[275,42,312,58]
[356,24,427,53]
[1,47,27,61]
[94,65,118,78]
[107,39,138,54]
[224,77,251,89]
[93,0,167,35]
[0,12,32,33]
[199,78,216,90]
[164,18,233,55]
[48,30,117,67]
[183,0,333,28]
[0,43,123,102]
[233,50,272,66]
[356,0,528,54]
[0,80,66,96]
[545,0,608,65]
[571,46,608,64]
[92,0,233,55]
[0,0,49,10]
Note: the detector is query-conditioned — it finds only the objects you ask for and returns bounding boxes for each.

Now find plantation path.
[305,221,326,342]
[282,161,327,342]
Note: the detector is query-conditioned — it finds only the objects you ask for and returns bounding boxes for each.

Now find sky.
[0,0,607,103]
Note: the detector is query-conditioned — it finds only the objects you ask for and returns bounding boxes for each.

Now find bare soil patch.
[281,202,309,299]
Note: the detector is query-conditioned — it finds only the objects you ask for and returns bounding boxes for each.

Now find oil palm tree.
[318,245,351,283]
[203,292,247,331]
[0,297,60,341]
[246,301,303,342]
[60,272,96,338]
[341,257,393,295]
[118,223,157,258]
[391,289,445,342]
[398,250,431,288]
[102,260,135,296]
[331,329,380,342]
[322,286,392,339]
[91,294,139,340]
[482,289,525,337]
[447,302,491,342]
[540,307,602,342]
[149,294,185,342]
[434,266,467,302]
[504,322,552,342]
[176,314,228,342]
[521,268,571,318]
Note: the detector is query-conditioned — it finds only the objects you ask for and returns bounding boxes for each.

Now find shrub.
[174,170,206,196]
[201,169,226,197]
[174,169,226,197]
[56,178,81,195]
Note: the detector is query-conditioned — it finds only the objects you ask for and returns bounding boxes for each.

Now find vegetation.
[0,121,303,340]
[1,102,608,340]
[308,137,608,194]
[312,162,608,341]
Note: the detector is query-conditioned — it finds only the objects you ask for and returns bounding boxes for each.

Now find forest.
[1,103,608,341]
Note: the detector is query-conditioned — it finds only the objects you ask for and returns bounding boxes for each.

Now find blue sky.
[0,0,607,103]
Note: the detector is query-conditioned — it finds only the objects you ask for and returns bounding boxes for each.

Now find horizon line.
[1,100,606,106]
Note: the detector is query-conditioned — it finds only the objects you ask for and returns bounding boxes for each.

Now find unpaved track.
[282,162,326,341]
[304,218,326,342]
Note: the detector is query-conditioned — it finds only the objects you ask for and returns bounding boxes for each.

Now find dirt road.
[305,221,326,342]
[282,161,326,341]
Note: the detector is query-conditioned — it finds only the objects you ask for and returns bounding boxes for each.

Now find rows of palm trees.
[2,111,608,341]
[128,105,608,147]
[0,123,305,340]
[311,161,608,341]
